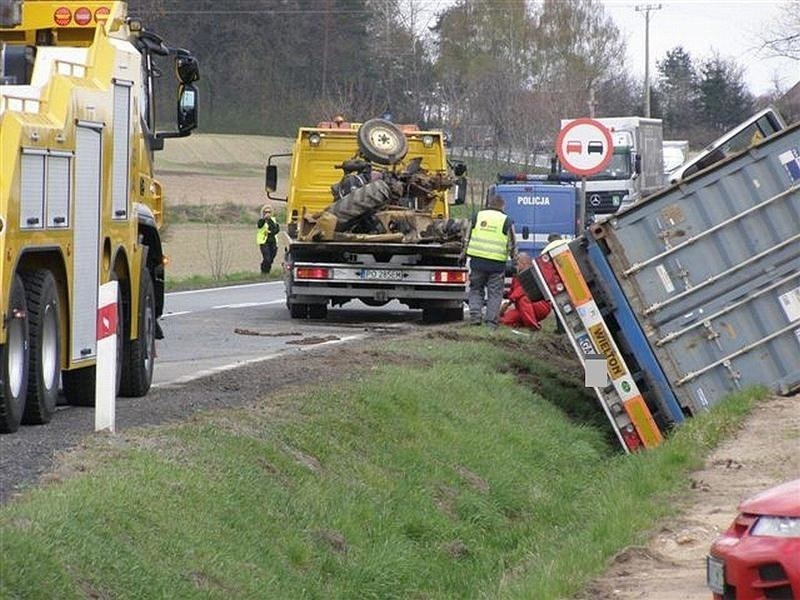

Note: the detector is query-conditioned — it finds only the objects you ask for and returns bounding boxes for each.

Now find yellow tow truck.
[0,1,199,432]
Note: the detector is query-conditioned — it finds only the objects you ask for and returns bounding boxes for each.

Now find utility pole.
[635,3,662,118]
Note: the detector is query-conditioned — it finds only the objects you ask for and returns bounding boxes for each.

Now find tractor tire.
[21,269,60,425]
[120,267,156,397]
[0,275,29,433]
[357,118,408,165]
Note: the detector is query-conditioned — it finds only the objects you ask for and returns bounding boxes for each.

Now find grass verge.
[165,269,282,292]
[0,329,762,599]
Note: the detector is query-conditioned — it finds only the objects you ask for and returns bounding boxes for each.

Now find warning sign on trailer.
[556,118,614,177]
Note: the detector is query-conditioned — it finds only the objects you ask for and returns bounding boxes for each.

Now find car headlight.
[751,516,800,538]
[422,135,434,148]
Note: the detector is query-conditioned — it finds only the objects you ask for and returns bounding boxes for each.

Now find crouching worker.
[499,252,551,330]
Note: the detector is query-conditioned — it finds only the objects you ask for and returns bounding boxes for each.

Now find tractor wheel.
[357,118,408,165]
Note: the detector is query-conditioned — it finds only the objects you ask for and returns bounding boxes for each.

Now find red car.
[707,478,800,599]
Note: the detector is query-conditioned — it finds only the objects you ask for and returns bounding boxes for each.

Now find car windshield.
[588,153,632,180]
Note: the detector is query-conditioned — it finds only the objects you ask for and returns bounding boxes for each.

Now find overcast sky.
[600,0,800,96]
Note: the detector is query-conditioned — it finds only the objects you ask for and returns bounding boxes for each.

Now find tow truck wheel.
[120,267,156,397]
[20,270,60,425]
[357,118,408,165]
[0,275,29,433]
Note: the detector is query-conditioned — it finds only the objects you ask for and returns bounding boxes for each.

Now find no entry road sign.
[556,118,613,177]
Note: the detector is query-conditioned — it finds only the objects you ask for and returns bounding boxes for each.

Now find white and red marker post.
[555,118,614,230]
[95,281,118,433]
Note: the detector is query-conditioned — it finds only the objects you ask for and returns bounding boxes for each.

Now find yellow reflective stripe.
[623,395,664,448]
[552,250,592,307]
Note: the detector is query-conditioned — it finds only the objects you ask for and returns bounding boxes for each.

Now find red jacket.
[500,277,551,329]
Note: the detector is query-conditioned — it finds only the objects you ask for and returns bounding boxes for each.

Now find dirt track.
[579,393,800,600]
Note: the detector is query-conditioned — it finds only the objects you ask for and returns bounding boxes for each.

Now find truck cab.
[560,117,665,221]
[0,0,198,432]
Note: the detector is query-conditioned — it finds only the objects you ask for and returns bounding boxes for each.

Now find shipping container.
[589,121,800,413]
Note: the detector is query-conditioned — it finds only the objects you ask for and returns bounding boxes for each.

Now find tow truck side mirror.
[266,165,278,192]
[176,54,199,84]
[177,83,198,134]
[452,176,467,205]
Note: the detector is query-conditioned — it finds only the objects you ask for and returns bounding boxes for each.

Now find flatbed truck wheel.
[289,302,308,319]
[0,275,29,433]
[21,269,60,425]
[308,304,328,319]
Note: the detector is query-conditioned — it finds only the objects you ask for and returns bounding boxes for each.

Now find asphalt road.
[0,282,427,501]
[155,280,419,386]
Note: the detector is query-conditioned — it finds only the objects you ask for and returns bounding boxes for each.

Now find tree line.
[130,0,798,150]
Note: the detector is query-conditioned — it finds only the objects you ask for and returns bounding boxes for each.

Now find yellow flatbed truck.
[0,0,199,432]
[267,118,469,323]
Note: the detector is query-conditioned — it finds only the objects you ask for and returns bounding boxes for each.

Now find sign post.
[95,281,118,433]
[555,118,614,230]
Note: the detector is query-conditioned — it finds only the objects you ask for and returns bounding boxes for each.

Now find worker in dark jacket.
[257,204,281,274]
[465,195,516,328]
[500,253,551,330]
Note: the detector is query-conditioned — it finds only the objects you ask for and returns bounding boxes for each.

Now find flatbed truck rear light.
[431,270,467,284]
[295,267,331,280]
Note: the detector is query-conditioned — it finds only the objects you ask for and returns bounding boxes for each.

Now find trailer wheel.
[0,275,29,433]
[21,269,60,425]
[120,267,156,397]
[357,118,408,165]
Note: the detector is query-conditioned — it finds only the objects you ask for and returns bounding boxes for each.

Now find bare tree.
[759,1,800,60]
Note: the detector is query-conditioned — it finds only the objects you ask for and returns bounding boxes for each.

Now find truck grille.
[586,192,624,215]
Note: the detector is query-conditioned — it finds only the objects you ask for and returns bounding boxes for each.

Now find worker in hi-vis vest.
[464,195,516,328]
[257,204,281,274]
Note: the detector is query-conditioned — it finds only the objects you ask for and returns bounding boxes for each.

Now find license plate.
[706,555,725,595]
[361,269,404,281]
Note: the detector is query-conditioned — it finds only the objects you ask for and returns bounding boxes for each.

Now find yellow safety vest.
[256,219,273,245]
[466,209,509,262]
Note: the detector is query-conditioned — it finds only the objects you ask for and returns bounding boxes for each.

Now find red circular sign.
[74,7,92,26]
[95,6,111,23]
[556,118,614,177]
[54,7,72,26]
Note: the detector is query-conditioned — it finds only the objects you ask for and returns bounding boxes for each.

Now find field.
[155,133,519,282]
[155,133,292,281]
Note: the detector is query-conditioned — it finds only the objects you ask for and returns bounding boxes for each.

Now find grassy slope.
[0,329,760,599]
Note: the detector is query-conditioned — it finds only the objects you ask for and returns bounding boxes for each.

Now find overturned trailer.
[533,119,800,452]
